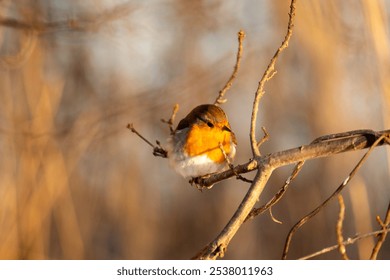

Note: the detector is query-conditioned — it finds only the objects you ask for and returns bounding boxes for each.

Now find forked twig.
[161,104,179,134]
[127,123,155,148]
[370,201,390,259]
[257,126,270,150]
[214,30,246,105]
[126,123,167,158]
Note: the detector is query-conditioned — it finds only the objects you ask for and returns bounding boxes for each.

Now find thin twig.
[257,126,270,150]
[336,195,349,260]
[214,30,245,105]
[282,133,387,259]
[218,143,252,184]
[250,0,296,157]
[218,142,233,169]
[269,207,283,224]
[127,123,155,148]
[244,161,305,222]
[299,227,390,260]
[161,104,179,134]
[126,123,167,158]
[370,201,390,259]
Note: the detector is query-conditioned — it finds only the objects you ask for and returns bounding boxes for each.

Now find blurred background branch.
[0,1,134,33]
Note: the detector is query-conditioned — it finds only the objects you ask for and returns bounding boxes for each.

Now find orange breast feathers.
[183,122,234,163]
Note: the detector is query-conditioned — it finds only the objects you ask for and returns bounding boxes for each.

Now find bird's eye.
[197,115,214,128]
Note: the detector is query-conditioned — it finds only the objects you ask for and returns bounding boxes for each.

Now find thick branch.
[196,129,390,188]
[193,165,273,259]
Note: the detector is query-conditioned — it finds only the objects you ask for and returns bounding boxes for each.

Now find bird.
[167,104,237,180]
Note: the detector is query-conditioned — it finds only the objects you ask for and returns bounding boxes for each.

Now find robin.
[167,104,237,179]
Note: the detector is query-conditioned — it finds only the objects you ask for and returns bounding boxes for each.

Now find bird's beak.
[222,125,232,133]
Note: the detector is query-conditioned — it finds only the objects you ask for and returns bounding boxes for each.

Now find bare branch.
[299,227,390,260]
[214,30,245,105]
[257,126,270,150]
[198,129,390,188]
[245,130,390,221]
[269,207,283,224]
[250,0,297,156]
[281,133,388,259]
[193,1,297,255]
[126,106,390,170]
[370,201,390,259]
[126,124,167,158]
[161,104,179,135]
[193,165,273,259]
[336,195,349,260]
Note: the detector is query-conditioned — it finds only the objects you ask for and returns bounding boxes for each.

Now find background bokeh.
[0,0,389,259]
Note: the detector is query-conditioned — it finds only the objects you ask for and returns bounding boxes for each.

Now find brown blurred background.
[0,0,389,259]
